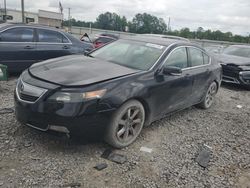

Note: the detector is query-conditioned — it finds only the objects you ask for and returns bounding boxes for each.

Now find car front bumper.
[14,89,115,136]
[222,65,250,86]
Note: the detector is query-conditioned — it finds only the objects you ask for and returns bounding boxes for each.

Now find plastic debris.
[101,149,127,164]
[140,147,153,153]
[94,163,108,171]
[196,146,212,168]
[236,105,243,109]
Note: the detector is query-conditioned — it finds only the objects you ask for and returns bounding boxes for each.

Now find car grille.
[16,79,47,103]
[221,65,239,77]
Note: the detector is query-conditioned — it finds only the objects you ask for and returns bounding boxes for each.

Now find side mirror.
[163,66,182,76]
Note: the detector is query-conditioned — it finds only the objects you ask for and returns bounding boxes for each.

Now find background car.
[217,45,250,88]
[15,36,221,148]
[204,45,224,54]
[81,33,119,49]
[0,23,93,73]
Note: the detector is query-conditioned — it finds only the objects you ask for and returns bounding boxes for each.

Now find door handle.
[24,46,34,49]
[62,45,70,49]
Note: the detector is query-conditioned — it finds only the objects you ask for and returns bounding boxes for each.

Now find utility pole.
[68,8,71,32]
[167,17,171,32]
[4,0,7,22]
[21,0,25,23]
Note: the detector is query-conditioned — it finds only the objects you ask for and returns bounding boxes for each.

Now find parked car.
[81,33,119,48]
[217,45,250,88]
[15,36,222,148]
[0,23,93,72]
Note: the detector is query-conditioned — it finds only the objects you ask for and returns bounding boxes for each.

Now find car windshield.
[223,46,250,58]
[90,40,166,70]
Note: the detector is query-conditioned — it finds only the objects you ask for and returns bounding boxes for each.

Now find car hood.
[218,54,250,66]
[29,55,140,86]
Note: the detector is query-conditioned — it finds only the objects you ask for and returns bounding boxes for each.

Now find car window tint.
[0,27,34,42]
[164,47,188,69]
[203,53,210,65]
[189,48,204,67]
[37,29,68,43]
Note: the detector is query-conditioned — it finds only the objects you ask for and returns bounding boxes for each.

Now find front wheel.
[198,82,218,109]
[105,100,145,148]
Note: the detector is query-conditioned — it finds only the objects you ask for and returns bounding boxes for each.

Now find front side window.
[164,47,188,69]
[203,53,210,65]
[90,40,165,70]
[37,29,69,43]
[0,27,34,42]
[189,48,204,67]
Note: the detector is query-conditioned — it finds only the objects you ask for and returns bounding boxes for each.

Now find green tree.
[129,13,167,34]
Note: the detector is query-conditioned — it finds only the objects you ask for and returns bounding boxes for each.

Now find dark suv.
[0,23,93,72]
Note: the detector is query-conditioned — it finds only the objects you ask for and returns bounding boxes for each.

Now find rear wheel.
[198,82,218,109]
[105,100,145,148]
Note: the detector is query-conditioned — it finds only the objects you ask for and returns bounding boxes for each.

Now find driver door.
[151,47,194,117]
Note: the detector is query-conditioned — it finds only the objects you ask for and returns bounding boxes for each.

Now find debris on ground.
[101,149,113,159]
[94,163,108,171]
[236,105,243,109]
[108,153,127,164]
[195,145,212,168]
[101,149,127,164]
[140,146,153,153]
[64,182,81,188]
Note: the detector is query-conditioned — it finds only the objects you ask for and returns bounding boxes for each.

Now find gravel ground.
[0,77,249,188]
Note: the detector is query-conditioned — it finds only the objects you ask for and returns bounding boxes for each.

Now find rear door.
[187,47,212,103]
[35,28,72,61]
[0,27,36,72]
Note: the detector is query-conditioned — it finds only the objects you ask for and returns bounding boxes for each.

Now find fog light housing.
[239,71,250,84]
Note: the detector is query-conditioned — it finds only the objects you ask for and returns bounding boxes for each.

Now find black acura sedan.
[15,36,222,148]
[217,45,250,88]
[0,23,93,73]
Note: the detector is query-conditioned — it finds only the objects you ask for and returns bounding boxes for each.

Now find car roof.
[142,34,190,42]
[120,35,199,48]
[0,23,62,32]
[228,45,250,48]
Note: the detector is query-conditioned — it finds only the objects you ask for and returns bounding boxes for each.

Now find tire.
[198,82,218,109]
[105,100,145,148]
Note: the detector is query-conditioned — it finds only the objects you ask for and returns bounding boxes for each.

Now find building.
[0,8,63,28]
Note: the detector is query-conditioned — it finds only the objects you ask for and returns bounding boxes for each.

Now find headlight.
[48,89,107,102]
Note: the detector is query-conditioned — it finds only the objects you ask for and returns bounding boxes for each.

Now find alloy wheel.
[116,107,144,143]
[205,82,217,108]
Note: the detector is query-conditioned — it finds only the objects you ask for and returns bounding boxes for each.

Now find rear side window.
[37,29,69,43]
[189,48,204,67]
[0,27,34,42]
[164,47,188,69]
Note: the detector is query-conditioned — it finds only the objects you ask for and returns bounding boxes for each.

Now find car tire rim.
[116,107,144,143]
[205,83,217,108]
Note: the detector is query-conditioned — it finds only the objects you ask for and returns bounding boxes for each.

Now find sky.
[1,0,250,35]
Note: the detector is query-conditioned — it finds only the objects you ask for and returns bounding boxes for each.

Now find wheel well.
[133,97,151,126]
